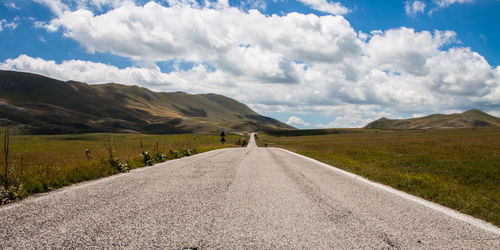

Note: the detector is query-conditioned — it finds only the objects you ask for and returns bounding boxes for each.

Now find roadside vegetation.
[256,128,500,226]
[0,128,246,204]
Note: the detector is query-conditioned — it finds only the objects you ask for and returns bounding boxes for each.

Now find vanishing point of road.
[1,134,499,249]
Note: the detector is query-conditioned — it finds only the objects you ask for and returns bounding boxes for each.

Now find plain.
[256,128,500,227]
[0,132,244,202]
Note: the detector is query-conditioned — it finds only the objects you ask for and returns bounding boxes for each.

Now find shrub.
[109,158,128,172]
[0,185,17,205]
[155,152,167,162]
[169,149,180,159]
[181,148,191,156]
[141,151,154,166]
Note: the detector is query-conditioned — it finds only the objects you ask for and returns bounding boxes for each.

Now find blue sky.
[1,0,500,128]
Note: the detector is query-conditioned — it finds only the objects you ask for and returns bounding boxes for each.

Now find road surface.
[1,134,499,248]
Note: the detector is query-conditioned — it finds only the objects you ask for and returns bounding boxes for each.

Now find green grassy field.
[0,133,245,203]
[256,128,500,226]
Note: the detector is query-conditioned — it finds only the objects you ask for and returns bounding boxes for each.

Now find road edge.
[0,147,232,212]
[274,147,500,236]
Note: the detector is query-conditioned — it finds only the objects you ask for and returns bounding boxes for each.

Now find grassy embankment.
[0,133,245,203]
[256,128,500,226]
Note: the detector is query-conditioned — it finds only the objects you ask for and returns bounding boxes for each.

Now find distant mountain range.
[0,70,294,134]
[364,109,500,130]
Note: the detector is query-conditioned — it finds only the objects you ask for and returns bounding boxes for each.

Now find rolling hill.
[364,109,500,130]
[0,70,294,134]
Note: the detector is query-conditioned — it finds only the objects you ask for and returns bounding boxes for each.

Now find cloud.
[33,0,69,16]
[315,106,397,128]
[33,0,130,16]
[317,116,371,128]
[245,0,267,10]
[489,110,500,118]
[0,18,19,31]
[429,0,475,14]
[412,113,427,118]
[0,54,170,87]
[434,0,475,8]
[286,116,311,126]
[405,0,426,17]
[40,1,359,84]
[6,0,500,127]
[365,28,456,75]
[423,47,495,96]
[296,0,349,15]
[4,2,20,10]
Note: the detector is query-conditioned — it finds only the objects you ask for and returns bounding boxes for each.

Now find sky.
[1,0,499,128]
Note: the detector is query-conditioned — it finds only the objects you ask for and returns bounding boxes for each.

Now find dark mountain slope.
[364,109,500,129]
[0,70,294,134]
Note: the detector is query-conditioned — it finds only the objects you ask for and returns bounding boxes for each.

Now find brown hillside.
[364,109,500,129]
[0,70,294,134]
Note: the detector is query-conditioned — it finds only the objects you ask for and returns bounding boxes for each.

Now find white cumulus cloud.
[429,0,476,14]
[0,54,170,86]
[286,116,311,126]
[0,17,19,31]
[297,0,349,15]
[33,0,132,16]
[4,2,20,10]
[316,106,397,128]
[40,1,359,84]
[434,0,475,8]
[33,0,69,16]
[405,0,426,17]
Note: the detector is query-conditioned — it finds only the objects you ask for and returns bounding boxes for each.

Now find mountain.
[364,109,500,130]
[0,70,294,134]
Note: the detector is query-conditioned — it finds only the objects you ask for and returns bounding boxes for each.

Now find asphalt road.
[1,134,499,249]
